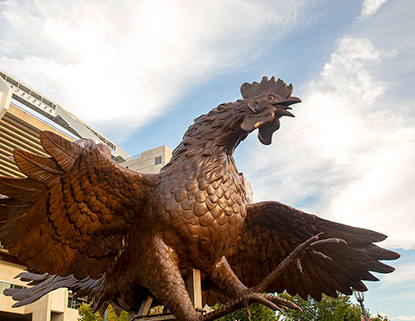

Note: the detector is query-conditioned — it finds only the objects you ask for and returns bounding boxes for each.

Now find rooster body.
[0,77,399,320]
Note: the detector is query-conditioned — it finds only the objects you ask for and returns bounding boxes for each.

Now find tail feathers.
[13,150,63,187]
[0,177,46,201]
[39,131,91,172]
[0,131,95,202]
[3,272,103,308]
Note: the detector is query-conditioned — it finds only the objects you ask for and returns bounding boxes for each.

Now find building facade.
[0,69,132,178]
[119,145,172,174]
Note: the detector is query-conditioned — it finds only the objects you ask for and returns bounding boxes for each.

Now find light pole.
[353,290,369,321]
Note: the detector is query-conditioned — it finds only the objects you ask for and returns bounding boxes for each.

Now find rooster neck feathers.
[163,102,249,173]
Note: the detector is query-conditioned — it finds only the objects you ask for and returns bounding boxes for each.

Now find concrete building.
[119,145,172,174]
[0,248,80,321]
[0,69,132,178]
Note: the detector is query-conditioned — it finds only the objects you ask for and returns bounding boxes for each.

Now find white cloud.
[239,35,415,250]
[0,0,313,141]
[397,316,415,321]
[360,0,388,19]
[381,263,415,286]
[327,131,415,249]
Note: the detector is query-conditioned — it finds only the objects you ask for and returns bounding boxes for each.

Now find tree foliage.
[278,292,362,321]
[77,293,390,321]
[213,292,391,321]
[214,302,279,321]
[78,303,102,321]
[78,303,128,321]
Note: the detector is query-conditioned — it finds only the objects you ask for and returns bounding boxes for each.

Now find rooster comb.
[240,76,293,99]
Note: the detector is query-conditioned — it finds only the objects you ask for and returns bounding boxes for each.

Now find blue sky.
[0,0,414,319]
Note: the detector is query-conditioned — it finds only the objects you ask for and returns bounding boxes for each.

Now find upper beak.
[273,96,301,118]
[275,96,302,106]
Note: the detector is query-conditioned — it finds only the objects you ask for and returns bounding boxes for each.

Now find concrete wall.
[0,258,79,321]
[120,145,172,174]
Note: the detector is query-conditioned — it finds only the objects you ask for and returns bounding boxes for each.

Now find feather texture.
[0,77,399,321]
[226,201,399,300]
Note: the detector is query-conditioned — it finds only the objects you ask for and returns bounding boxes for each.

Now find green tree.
[215,302,279,321]
[78,303,102,321]
[214,293,361,321]
[278,292,361,321]
[78,303,128,321]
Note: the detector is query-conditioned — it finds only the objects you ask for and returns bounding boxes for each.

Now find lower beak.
[275,106,295,118]
[273,95,301,118]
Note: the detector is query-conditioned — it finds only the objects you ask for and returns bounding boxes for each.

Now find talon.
[310,237,347,247]
[208,233,343,321]
[310,249,333,261]
[295,258,303,273]
[252,233,331,293]
[263,294,301,312]
[274,305,283,313]
[245,304,252,320]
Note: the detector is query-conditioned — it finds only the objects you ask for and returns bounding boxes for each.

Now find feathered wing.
[0,131,156,279]
[3,272,102,308]
[4,271,151,315]
[225,201,400,301]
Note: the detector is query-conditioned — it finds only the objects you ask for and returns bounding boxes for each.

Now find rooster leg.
[202,257,300,320]
[200,233,345,320]
[206,256,247,298]
[251,233,346,294]
[141,236,200,321]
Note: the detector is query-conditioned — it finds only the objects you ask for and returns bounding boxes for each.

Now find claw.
[200,233,343,320]
[263,294,301,312]
[310,237,347,247]
[295,258,303,273]
[245,304,252,320]
[252,233,347,294]
[310,249,333,261]
[199,293,294,321]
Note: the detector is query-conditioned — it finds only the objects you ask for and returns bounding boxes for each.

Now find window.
[0,281,27,295]
[155,156,162,165]
[68,290,89,309]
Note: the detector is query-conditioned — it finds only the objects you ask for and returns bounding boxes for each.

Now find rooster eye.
[255,100,260,104]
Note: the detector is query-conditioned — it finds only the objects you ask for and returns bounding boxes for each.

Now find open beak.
[258,96,301,145]
[274,105,295,118]
[273,96,301,117]
[240,96,301,145]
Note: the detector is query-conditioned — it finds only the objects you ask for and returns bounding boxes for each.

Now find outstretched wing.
[0,131,157,279]
[4,272,103,308]
[226,201,400,300]
[4,271,152,315]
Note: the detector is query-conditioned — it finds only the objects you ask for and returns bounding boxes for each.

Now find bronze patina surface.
[0,77,399,321]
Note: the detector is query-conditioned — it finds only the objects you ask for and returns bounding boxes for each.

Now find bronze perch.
[0,76,399,320]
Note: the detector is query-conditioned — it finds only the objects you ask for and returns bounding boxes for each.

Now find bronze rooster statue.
[0,76,399,320]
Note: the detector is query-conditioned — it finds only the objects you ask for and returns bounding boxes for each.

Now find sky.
[0,0,414,319]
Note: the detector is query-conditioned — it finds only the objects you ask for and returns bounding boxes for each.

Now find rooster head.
[240,76,301,145]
